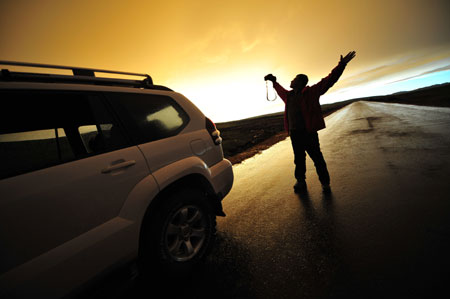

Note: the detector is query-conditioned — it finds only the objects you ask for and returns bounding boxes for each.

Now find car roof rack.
[0,60,172,91]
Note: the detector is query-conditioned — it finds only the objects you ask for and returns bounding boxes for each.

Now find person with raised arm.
[264,51,356,193]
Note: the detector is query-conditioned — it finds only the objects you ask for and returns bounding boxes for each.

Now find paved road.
[89,101,450,298]
[212,101,450,298]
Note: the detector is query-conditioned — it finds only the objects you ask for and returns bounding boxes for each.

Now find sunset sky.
[1,0,449,122]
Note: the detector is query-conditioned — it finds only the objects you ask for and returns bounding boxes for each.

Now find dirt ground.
[225,131,289,164]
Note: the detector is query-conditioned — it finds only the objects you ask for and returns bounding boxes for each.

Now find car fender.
[113,174,159,252]
[119,173,160,222]
[151,156,212,193]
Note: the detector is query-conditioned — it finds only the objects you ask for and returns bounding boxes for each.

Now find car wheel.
[140,188,216,275]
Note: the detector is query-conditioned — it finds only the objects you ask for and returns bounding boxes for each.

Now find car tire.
[139,187,216,276]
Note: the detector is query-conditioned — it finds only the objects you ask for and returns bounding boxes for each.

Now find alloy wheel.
[164,205,207,262]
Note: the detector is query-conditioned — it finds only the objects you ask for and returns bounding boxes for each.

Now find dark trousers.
[290,130,330,185]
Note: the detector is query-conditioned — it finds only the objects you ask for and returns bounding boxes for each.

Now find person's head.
[290,74,308,90]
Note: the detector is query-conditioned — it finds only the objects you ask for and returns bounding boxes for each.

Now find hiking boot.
[294,181,307,193]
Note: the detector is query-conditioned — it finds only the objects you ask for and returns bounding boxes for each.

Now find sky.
[1,0,449,122]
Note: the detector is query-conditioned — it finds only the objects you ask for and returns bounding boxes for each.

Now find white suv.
[0,61,234,298]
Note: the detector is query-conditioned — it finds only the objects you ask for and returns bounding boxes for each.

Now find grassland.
[216,82,450,164]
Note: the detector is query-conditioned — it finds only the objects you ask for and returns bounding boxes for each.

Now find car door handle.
[101,160,136,174]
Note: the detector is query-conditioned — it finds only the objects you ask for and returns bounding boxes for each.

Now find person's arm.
[312,51,356,96]
[273,82,288,103]
[265,74,288,103]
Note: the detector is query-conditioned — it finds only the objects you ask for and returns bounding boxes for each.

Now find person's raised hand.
[264,74,277,83]
[340,51,356,64]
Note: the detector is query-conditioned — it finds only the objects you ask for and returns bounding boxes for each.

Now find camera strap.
[266,80,277,101]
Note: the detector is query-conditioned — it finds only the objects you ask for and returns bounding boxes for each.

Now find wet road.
[212,101,450,298]
[89,101,450,298]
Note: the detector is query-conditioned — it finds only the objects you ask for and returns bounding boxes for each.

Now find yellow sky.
[1,0,449,121]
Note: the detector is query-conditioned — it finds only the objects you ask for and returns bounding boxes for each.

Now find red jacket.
[274,61,347,133]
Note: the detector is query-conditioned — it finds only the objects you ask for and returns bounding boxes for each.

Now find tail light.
[205,117,222,145]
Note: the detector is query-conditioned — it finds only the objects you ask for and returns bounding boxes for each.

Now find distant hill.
[350,82,450,107]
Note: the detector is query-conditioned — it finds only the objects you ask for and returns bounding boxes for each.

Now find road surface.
[212,101,450,298]
[90,101,450,298]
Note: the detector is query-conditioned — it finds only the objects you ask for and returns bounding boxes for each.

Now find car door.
[0,90,150,296]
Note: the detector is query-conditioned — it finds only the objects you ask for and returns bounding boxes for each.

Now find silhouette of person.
[265,51,356,193]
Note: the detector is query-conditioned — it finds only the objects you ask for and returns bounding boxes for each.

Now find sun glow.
[1,0,449,122]
[171,69,286,122]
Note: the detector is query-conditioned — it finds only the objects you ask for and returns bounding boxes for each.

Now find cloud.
[201,49,232,64]
[241,39,261,53]
[386,64,450,84]
[335,48,450,90]
[175,23,271,74]
[340,65,390,85]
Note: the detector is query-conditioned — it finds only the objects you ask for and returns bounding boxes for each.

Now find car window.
[107,92,190,143]
[0,127,75,179]
[0,90,129,179]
